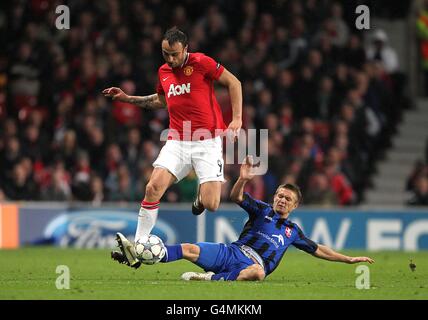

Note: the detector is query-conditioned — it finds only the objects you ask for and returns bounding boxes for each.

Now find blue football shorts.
[195,242,255,273]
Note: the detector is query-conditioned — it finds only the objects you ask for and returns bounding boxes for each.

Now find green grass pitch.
[0,247,427,300]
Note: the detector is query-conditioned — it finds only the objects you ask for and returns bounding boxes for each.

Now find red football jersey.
[156,52,227,140]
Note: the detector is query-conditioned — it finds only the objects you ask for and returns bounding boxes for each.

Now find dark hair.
[275,183,303,204]
[163,27,188,47]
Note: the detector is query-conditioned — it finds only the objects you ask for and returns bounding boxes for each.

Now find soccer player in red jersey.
[103,27,242,268]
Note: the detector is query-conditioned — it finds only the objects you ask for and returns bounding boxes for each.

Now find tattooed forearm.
[127,94,165,109]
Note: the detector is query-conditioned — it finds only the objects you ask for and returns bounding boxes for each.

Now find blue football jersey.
[232,192,318,275]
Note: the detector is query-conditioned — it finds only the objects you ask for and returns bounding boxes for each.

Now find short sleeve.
[200,54,224,80]
[239,192,271,217]
[292,224,318,254]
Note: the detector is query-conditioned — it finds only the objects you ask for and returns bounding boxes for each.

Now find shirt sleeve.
[238,192,271,217]
[200,54,224,80]
[292,224,318,254]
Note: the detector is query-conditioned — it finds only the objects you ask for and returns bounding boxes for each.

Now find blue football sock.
[211,269,241,281]
[161,244,183,263]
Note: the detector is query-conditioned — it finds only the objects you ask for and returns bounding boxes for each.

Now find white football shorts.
[153,136,224,184]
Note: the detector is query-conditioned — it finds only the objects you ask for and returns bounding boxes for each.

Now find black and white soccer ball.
[134,234,166,265]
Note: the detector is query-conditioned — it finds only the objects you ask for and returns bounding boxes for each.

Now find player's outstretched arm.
[218,69,242,139]
[230,155,255,203]
[102,87,166,109]
[313,244,375,264]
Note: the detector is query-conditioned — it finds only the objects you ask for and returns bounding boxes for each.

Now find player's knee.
[253,269,265,281]
[248,264,265,281]
[249,265,265,281]
[238,265,265,281]
[181,243,198,254]
[180,243,191,256]
[181,243,200,262]
[202,198,220,211]
[145,182,163,199]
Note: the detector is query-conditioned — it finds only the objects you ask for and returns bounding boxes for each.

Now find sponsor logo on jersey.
[272,234,285,246]
[256,231,280,248]
[285,226,292,238]
[183,66,193,76]
[167,83,191,98]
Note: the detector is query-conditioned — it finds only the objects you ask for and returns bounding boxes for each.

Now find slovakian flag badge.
[285,226,292,238]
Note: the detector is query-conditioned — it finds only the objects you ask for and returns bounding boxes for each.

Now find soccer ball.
[134,234,166,265]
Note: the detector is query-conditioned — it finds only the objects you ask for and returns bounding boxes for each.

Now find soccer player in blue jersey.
[112,156,374,281]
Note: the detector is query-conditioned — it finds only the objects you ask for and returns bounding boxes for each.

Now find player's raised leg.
[191,137,224,215]
[135,167,176,242]
[192,180,222,215]
[199,181,221,211]
[112,167,176,268]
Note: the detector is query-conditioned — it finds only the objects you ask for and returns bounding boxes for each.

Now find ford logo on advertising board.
[42,211,177,248]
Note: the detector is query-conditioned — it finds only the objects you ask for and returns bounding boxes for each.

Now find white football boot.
[114,232,141,269]
[181,271,215,281]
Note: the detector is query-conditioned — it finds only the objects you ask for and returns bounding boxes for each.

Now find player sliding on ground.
[103,27,242,268]
[112,156,374,281]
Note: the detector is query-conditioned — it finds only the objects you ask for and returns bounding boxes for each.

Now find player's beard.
[170,53,188,68]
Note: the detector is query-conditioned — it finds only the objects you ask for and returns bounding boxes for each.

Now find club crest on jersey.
[183,66,193,76]
[285,226,292,238]
[167,83,191,98]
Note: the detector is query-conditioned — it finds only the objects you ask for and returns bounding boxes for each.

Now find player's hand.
[349,256,375,264]
[240,155,255,181]
[102,87,129,102]
[227,119,242,142]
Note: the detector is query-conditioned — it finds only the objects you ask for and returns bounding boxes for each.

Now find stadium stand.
[0,0,413,205]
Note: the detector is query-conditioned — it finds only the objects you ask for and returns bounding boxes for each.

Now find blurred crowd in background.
[0,0,422,206]
[411,0,428,206]
[406,149,428,206]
